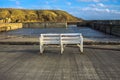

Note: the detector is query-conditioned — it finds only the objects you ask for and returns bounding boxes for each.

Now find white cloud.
[67,2,71,6]
[91,3,106,8]
[66,6,120,19]
[8,0,22,9]
[88,3,120,14]
[81,7,118,13]
[71,10,120,19]
[45,1,49,4]
[31,5,62,10]
[9,0,20,5]
[16,6,23,9]
[105,9,110,13]
[16,1,20,5]
[111,10,120,14]
[97,3,105,7]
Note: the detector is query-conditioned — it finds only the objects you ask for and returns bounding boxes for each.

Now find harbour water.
[1,25,118,38]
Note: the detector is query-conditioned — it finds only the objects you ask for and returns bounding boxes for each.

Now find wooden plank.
[42,33,60,36]
[42,41,60,44]
[61,33,81,36]
[43,37,60,40]
[62,40,80,44]
[61,37,80,39]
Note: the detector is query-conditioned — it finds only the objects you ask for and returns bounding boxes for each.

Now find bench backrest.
[39,33,83,44]
[40,34,60,44]
[61,33,82,44]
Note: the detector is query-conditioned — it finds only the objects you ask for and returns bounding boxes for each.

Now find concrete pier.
[0,45,120,80]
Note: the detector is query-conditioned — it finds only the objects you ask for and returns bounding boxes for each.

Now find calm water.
[1,25,116,38]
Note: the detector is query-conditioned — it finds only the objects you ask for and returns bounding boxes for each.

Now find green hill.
[0,8,83,23]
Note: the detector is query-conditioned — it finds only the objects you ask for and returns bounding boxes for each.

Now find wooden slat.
[42,41,60,44]
[61,37,80,39]
[62,40,80,44]
[61,33,81,35]
[42,33,60,36]
[43,37,60,40]
[43,37,80,40]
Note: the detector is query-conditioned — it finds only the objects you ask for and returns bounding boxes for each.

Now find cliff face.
[0,8,83,23]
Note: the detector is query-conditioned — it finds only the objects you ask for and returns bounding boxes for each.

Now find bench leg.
[40,44,44,54]
[61,44,64,54]
[77,44,83,53]
[80,44,83,53]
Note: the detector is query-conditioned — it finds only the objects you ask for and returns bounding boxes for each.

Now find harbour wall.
[89,20,120,37]
[0,22,67,32]
[77,20,120,37]
[23,22,67,28]
[0,23,22,32]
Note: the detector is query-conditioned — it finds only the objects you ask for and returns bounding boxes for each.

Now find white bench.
[39,33,83,54]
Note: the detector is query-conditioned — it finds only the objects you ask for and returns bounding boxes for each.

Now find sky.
[0,0,120,20]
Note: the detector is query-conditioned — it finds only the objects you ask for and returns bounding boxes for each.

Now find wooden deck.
[0,45,120,80]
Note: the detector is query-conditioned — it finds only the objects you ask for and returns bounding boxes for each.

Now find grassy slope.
[0,8,83,22]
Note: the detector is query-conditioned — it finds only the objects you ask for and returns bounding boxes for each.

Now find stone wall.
[23,22,67,28]
[0,22,67,32]
[0,23,22,32]
[89,20,120,37]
